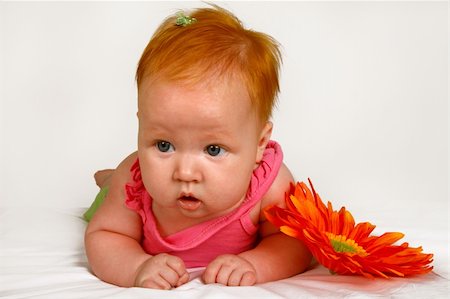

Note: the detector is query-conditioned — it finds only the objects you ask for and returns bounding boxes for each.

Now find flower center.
[326,232,367,256]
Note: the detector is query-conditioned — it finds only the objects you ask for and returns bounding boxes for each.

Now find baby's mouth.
[177,195,202,211]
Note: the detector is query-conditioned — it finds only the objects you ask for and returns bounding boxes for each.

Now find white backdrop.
[1,1,448,237]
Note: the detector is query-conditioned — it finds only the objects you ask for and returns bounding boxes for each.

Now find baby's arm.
[203,164,312,285]
[84,153,189,289]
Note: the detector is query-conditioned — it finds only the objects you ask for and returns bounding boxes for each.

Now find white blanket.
[1,207,448,298]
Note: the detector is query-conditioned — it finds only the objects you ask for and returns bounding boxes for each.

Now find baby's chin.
[176,201,229,221]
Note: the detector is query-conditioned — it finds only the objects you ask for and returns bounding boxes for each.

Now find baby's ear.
[256,122,273,163]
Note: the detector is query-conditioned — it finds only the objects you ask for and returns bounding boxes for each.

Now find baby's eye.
[205,145,226,157]
[156,141,174,153]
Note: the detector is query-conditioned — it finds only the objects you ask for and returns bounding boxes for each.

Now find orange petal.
[280,226,300,238]
[348,222,376,241]
[340,209,355,236]
[366,232,405,253]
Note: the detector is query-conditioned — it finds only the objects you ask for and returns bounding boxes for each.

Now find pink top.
[125,140,283,268]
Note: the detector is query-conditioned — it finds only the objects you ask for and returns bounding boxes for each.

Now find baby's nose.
[172,154,202,183]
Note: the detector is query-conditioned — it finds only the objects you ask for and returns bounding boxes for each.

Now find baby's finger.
[215,265,233,285]
[166,255,188,277]
[159,267,183,288]
[240,271,257,286]
[202,261,221,284]
[227,269,244,286]
[176,271,190,287]
[140,276,172,290]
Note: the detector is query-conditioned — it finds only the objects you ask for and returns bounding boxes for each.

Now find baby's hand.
[134,253,189,289]
[202,254,257,286]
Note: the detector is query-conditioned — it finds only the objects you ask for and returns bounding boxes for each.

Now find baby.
[85,5,311,289]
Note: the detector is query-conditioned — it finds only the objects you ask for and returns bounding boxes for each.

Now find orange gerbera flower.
[264,180,434,278]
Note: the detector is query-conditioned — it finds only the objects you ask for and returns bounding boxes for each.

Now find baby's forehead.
[140,76,258,116]
[138,77,262,133]
[140,73,248,100]
[138,73,266,124]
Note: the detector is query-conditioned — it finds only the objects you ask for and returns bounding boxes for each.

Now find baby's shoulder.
[107,152,138,191]
[260,163,294,211]
[250,163,294,235]
[116,152,138,176]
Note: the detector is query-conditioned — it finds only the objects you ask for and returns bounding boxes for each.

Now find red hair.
[136,5,282,123]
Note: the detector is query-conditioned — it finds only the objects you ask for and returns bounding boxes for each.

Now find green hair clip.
[175,12,197,27]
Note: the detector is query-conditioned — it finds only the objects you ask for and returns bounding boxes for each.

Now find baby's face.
[137,77,265,221]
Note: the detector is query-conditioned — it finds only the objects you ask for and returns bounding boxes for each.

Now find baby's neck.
[151,204,201,236]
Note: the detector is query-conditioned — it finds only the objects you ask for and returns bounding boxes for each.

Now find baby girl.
[85,5,311,289]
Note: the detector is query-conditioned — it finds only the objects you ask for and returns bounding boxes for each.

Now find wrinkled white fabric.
[0,207,448,298]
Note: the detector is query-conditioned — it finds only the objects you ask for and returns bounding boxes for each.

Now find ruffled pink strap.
[245,140,283,206]
[125,159,150,223]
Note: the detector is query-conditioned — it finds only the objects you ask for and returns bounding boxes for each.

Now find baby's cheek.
[142,169,172,198]
[212,176,250,208]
